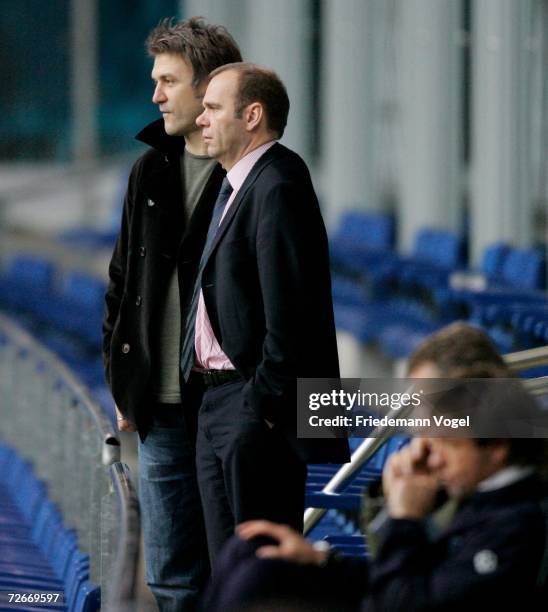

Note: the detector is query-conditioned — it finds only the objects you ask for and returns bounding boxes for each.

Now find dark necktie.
[180,177,233,381]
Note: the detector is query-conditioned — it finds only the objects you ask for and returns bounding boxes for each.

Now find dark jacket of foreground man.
[204,474,547,611]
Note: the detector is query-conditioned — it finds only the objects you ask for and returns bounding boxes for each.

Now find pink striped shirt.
[194,141,276,371]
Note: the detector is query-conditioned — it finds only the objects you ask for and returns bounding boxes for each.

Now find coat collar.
[136,118,186,157]
[136,119,225,229]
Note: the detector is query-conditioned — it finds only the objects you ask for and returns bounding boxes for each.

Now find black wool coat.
[102,119,224,435]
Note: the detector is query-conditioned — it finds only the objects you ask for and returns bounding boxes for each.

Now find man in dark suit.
[181,62,349,563]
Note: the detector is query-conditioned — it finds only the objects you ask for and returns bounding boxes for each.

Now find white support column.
[397,0,462,252]
[183,0,313,159]
[245,0,313,158]
[320,0,376,228]
[470,0,536,264]
[180,0,250,56]
[71,0,99,224]
[71,0,98,163]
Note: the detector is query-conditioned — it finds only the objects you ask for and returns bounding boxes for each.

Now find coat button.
[147,199,155,207]
[139,246,146,257]
[122,343,130,354]
[135,296,142,306]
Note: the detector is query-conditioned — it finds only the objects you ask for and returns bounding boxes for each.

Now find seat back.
[501,248,545,290]
[335,211,395,251]
[413,228,466,270]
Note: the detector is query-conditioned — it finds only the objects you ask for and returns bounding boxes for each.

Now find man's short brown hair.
[146,17,242,90]
[407,321,508,377]
[409,322,547,470]
[210,62,290,138]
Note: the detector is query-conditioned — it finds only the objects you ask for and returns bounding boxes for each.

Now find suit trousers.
[196,378,307,565]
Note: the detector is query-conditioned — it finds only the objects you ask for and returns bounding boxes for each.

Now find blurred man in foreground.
[203,323,547,611]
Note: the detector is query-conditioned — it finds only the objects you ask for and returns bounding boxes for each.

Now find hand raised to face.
[383,438,441,520]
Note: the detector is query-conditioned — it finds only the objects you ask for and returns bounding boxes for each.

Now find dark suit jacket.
[366,474,546,611]
[181,142,349,464]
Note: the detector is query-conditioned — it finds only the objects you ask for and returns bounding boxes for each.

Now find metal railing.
[304,345,548,535]
[0,312,140,605]
[102,463,141,611]
[506,345,548,373]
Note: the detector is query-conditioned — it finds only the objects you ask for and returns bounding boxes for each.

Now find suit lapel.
[204,143,283,265]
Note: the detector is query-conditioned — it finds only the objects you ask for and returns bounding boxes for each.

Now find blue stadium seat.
[306,435,409,550]
[0,255,56,327]
[0,444,100,612]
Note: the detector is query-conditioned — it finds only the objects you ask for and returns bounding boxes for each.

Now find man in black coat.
[102,17,241,611]
[181,62,349,563]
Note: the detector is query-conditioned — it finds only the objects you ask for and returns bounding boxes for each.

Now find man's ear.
[490,440,510,468]
[244,102,264,132]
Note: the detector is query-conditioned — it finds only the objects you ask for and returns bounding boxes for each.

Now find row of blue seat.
[0,254,112,420]
[306,436,409,553]
[330,211,547,359]
[0,443,99,611]
[0,255,105,352]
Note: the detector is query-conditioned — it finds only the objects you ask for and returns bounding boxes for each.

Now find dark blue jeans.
[139,388,209,612]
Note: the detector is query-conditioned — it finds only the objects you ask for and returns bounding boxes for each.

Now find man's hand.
[237,521,328,566]
[383,439,440,520]
[115,404,137,433]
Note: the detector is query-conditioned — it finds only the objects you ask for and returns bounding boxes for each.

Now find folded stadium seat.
[500,247,546,290]
[306,435,409,549]
[39,271,106,351]
[481,242,512,283]
[0,255,56,330]
[446,246,547,354]
[399,228,467,290]
[431,242,511,316]
[373,228,467,359]
[330,210,396,276]
[449,246,546,325]
[0,444,100,612]
[324,534,368,557]
[477,301,548,364]
[330,211,400,345]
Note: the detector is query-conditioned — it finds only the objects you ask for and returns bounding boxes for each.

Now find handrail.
[0,311,135,596]
[505,345,548,372]
[523,376,548,395]
[104,463,141,612]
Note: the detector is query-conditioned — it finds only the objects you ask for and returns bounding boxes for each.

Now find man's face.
[409,360,508,499]
[196,70,247,170]
[425,438,505,499]
[151,53,205,137]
